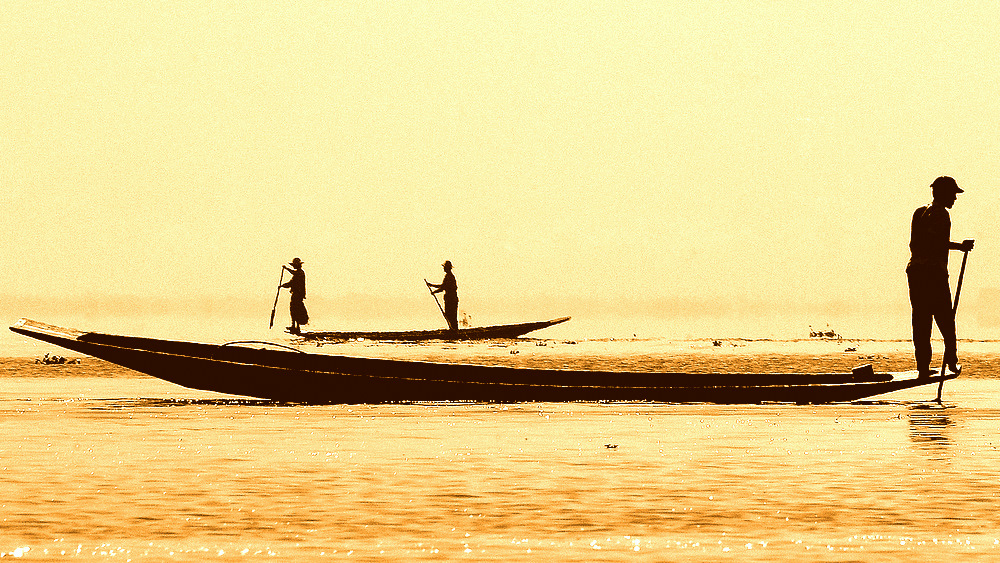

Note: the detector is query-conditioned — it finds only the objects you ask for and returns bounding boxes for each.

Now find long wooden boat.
[10,318,957,404]
[295,316,571,341]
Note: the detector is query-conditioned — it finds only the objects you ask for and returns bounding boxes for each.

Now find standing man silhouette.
[281,257,308,334]
[906,176,974,376]
[428,260,459,332]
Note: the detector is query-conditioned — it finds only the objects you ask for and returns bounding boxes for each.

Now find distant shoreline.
[6,336,1000,362]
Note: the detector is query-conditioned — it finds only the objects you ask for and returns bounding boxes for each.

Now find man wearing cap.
[906,176,974,377]
[281,257,308,334]
[428,260,459,331]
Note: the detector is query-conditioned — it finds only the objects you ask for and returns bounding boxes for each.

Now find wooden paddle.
[936,243,972,402]
[269,268,285,329]
[424,278,448,327]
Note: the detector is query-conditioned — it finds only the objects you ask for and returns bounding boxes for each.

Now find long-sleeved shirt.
[908,203,951,273]
[282,268,306,299]
[438,272,458,304]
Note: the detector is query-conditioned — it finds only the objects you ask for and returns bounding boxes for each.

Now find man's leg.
[907,269,934,374]
[445,301,458,332]
[930,275,958,369]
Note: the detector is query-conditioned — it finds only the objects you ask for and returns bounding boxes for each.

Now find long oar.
[424,278,448,327]
[936,246,971,402]
[269,268,285,329]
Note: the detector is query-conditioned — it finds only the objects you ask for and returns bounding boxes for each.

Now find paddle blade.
[269,309,276,329]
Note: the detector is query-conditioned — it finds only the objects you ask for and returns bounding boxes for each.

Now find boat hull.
[10,319,957,404]
[296,317,572,341]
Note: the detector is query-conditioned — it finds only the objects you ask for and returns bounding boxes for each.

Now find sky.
[3,1,998,344]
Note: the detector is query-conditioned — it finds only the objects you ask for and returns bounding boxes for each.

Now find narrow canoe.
[294,316,572,341]
[10,318,957,404]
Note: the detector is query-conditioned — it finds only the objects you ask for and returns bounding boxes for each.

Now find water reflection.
[908,404,954,460]
[89,397,282,411]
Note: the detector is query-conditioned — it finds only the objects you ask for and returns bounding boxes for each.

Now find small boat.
[295,316,572,341]
[10,318,957,404]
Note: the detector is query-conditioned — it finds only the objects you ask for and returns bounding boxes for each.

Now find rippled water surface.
[3,340,1000,561]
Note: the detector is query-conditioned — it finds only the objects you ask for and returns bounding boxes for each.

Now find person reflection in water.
[428,260,459,332]
[908,408,954,461]
[282,257,308,334]
[906,176,973,377]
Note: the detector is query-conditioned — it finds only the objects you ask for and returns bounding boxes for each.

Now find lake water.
[3,338,1000,561]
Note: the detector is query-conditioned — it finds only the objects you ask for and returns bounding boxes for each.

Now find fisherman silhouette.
[281,257,308,334]
[427,260,459,331]
[906,176,974,377]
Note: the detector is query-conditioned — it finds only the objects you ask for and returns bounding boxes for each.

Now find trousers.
[444,298,458,332]
[906,265,955,370]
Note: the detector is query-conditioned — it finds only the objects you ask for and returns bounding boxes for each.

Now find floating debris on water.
[809,324,842,340]
[35,353,80,365]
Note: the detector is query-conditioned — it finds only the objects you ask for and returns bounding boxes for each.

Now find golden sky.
[3,1,997,338]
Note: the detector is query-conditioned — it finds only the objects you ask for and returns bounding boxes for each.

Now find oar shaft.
[936,248,971,401]
[269,268,285,329]
[424,278,448,325]
[952,250,969,312]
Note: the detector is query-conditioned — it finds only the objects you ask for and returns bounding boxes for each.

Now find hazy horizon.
[5,285,999,339]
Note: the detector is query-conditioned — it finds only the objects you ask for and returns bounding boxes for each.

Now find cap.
[290,257,304,267]
[442,260,453,269]
[931,176,963,193]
